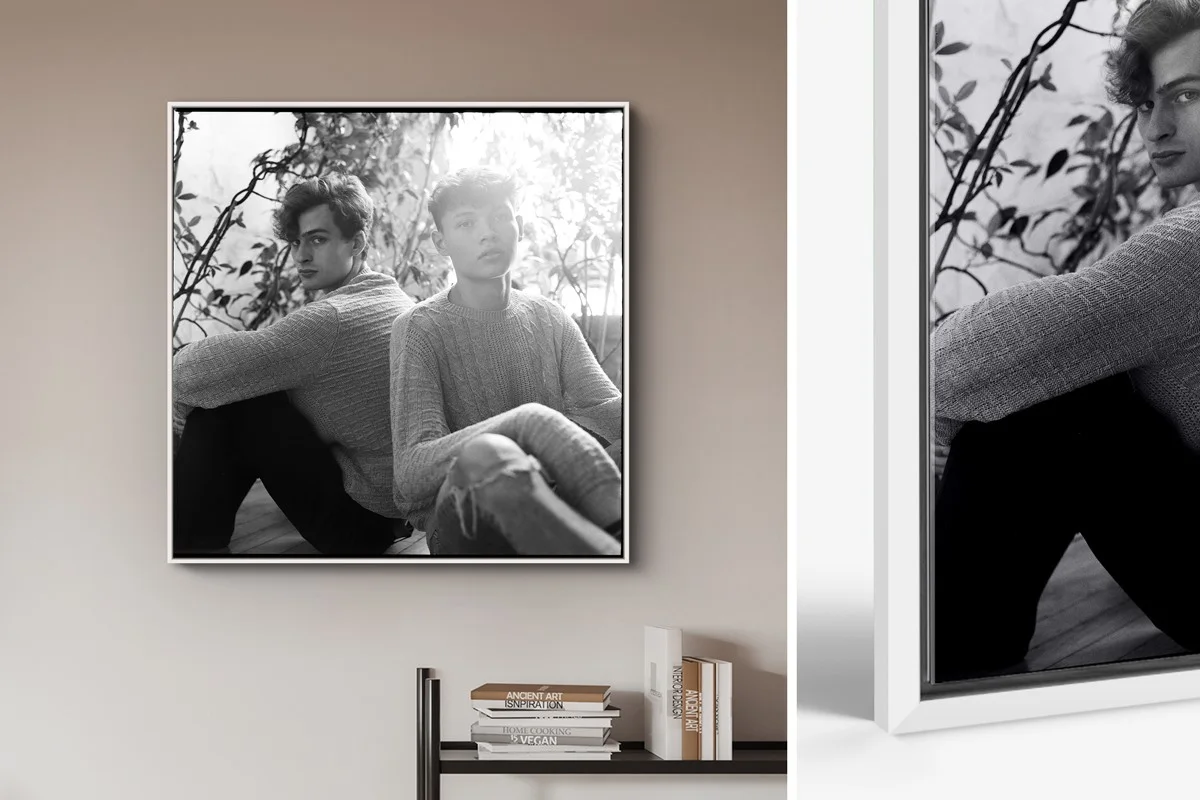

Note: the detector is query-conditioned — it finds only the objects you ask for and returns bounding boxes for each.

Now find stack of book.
[470,682,623,761]
[643,625,734,760]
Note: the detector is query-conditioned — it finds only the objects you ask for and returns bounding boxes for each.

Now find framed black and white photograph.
[168,102,629,564]
[876,0,1200,731]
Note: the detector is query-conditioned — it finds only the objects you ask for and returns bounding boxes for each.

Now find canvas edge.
[164,100,632,565]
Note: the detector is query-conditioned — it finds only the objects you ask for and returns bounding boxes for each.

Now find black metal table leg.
[424,676,441,800]
[417,667,432,800]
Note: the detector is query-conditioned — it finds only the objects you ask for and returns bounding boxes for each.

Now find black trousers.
[173,392,401,556]
[934,373,1200,682]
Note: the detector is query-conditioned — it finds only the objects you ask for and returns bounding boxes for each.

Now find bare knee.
[452,433,529,485]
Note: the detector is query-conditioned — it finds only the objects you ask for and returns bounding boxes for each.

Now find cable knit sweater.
[389,287,623,529]
[934,200,1200,451]
[173,268,415,518]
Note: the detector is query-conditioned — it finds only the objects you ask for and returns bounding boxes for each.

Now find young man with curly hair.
[933,0,1200,680]
[173,173,414,557]
[388,167,624,557]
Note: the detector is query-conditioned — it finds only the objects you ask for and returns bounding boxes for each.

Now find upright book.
[693,658,716,760]
[707,657,734,760]
[643,625,683,760]
[680,657,702,760]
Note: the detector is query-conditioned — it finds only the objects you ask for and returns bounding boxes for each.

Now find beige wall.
[0,1,787,798]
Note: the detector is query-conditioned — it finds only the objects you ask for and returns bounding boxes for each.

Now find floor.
[990,534,1187,675]
[228,480,429,556]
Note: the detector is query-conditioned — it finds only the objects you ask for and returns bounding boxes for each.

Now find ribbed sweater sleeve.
[389,312,453,516]
[174,302,339,410]
[559,306,622,444]
[933,205,1200,440]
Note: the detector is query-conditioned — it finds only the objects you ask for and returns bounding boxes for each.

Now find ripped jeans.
[425,434,623,558]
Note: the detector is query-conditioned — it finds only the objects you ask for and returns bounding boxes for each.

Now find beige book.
[681,657,702,760]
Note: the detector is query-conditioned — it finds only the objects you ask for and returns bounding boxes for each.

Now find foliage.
[171,112,454,351]
[171,110,625,382]
[474,112,625,370]
[929,0,1185,324]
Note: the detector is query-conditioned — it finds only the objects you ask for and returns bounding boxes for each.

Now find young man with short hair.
[933,2,1200,680]
[389,167,624,556]
[173,172,414,556]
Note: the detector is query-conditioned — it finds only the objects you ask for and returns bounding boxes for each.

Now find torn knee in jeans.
[438,434,546,542]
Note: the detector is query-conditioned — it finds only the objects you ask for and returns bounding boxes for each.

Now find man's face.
[434,198,523,282]
[1138,28,1200,190]
[291,204,360,292]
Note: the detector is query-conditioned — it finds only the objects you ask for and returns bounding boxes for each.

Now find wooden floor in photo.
[991,534,1188,676]
[229,480,429,556]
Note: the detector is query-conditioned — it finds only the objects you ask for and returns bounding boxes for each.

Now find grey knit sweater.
[173,268,415,518]
[934,200,1200,451]
[389,287,623,529]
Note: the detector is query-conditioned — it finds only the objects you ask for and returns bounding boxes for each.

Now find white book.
[477,751,612,761]
[477,705,620,720]
[706,658,734,760]
[643,625,683,760]
[478,739,622,753]
[475,714,613,730]
[696,659,716,760]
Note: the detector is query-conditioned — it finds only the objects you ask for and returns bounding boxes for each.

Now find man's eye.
[1137,100,1154,114]
[1175,89,1198,104]
[458,220,473,228]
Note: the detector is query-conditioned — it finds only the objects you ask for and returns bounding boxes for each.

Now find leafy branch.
[928,0,1180,324]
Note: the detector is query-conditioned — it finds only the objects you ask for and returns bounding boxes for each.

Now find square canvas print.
[926,0,1200,688]
[168,103,628,563]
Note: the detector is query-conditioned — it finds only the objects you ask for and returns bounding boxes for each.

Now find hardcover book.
[477,740,621,753]
[474,716,613,729]
[471,730,611,746]
[695,658,716,760]
[471,699,607,712]
[681,657,702,760]
[476,705,621,720]
[470,683,611,703]
[643,625,683,760]
[477,751,613,761]
[471,722,611,738]
[707,658,734,760]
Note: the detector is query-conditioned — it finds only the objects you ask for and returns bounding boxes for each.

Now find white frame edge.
[873,0,1200,734]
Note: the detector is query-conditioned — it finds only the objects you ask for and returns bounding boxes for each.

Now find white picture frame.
[872,0,1200,733]
[166,101,630,565]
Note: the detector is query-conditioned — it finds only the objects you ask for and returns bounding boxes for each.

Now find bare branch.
[939,266,990,298]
